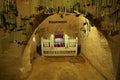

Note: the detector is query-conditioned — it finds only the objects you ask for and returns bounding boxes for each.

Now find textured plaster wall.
[79,26,115,80]
[22,28,39,78]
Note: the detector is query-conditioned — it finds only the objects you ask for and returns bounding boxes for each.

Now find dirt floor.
[27,55,106,80]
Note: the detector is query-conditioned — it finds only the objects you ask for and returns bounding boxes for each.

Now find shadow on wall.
[106,34,120,79]
[37,45,42,56]
[77,45,81,56]
[117,55,120,80]
[79,10,103,28]
[85,12,103,29]
[32,14,50,31]
[26,14,50,44]
[85,11,120,37]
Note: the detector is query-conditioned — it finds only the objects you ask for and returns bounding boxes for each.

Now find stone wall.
[79,26,116,80]
[21,27,39,78]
